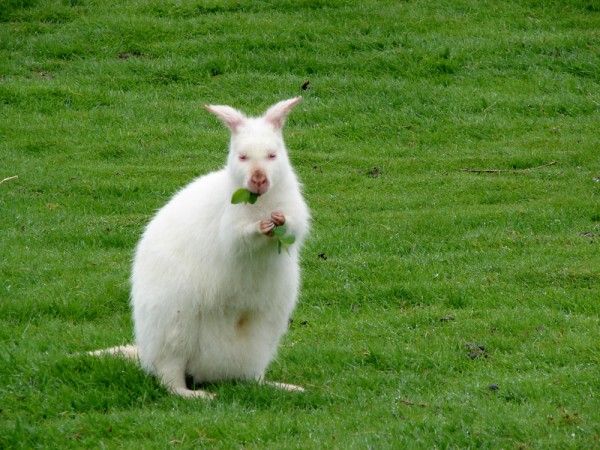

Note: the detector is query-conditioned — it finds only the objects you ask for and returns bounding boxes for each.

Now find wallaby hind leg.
[154,357,215,400]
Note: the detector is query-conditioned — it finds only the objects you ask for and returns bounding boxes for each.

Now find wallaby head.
[205,97,302,195]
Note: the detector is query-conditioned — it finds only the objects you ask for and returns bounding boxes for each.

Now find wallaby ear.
[204,104,246,132]
[263,97,302,129]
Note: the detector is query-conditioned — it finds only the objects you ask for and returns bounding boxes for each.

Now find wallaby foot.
[263,380,305,392]
[87,344,138,360]
[172,386,216,400]
[156,359,215,400]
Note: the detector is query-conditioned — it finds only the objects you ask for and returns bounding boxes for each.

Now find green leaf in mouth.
[231,188,260,205]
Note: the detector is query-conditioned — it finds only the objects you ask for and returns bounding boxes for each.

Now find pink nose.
[249,170,269,194]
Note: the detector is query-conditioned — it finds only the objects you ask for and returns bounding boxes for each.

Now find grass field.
[1,0,600,447]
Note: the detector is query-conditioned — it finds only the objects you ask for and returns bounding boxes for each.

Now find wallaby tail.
[88,344,139,361]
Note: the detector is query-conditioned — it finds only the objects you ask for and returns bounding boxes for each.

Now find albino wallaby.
[90,97,310,399]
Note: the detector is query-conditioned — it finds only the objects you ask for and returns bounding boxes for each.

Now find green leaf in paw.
[279,234,296,245]
[273,224,287,237]
[273,225,295,254]
[229,191,295,254]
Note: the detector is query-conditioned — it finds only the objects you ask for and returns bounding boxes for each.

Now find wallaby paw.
[259,219,275,236]
[271,211,286,226]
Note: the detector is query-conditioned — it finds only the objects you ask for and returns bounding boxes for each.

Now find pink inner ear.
[205,105,246,132]
[264,97,302,129]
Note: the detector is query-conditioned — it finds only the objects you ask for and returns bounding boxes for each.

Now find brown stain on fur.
[236,312,250,333]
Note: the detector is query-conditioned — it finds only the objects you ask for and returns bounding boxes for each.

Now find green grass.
[1,0,600,447]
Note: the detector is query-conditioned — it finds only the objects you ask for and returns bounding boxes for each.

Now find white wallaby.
[90,97,310,399]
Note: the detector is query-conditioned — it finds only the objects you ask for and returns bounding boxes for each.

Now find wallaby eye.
[267,152,277,160]
[239,154,248,161]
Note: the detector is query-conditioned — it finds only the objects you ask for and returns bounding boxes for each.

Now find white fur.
[123,97,309,398]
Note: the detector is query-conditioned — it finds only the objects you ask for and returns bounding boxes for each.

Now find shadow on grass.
[32,355,327,414]
[47,356,164,412]
[203,379,327,411]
